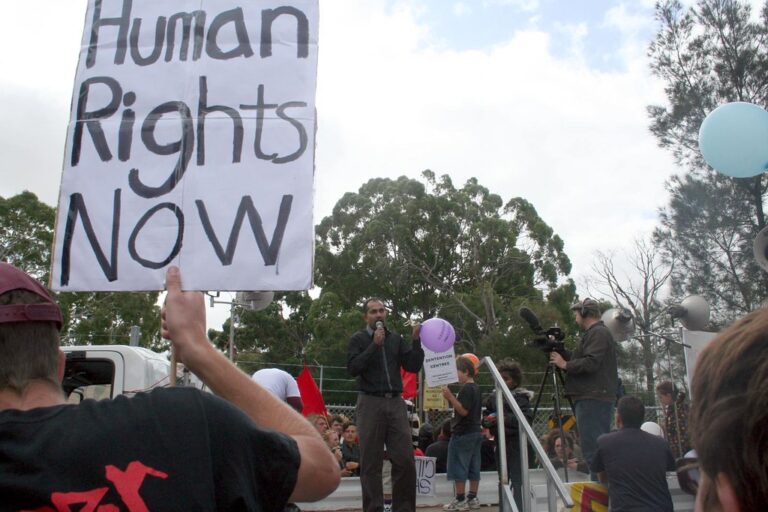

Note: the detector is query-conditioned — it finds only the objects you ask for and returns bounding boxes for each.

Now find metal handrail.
[480,356,574,512]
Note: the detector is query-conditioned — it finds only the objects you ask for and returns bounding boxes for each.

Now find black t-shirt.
[0,388,300,512]
[591,428,675,512]
[451,382,481,435]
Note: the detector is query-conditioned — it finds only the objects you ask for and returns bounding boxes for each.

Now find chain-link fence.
[241,360,665,442]
[326,403,663,442]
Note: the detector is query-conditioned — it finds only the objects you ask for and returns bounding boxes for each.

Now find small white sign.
[415,456,437,496]
[682,329,717,399]
[423,346,458,388]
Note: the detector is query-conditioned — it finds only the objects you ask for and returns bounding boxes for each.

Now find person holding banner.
[0,264,340,511]
[347,298,424,512]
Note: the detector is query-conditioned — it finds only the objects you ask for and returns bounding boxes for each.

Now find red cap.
[0,263,63,330]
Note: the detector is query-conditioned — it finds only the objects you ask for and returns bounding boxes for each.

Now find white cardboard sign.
[682,329,717,399]
[423,346,458,388]
[51,0,318,291]
[415,456,437,496]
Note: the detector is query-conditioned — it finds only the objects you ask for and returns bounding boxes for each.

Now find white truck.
[62,345,202,402]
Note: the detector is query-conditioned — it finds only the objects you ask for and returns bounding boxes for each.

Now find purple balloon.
[420,318,456,352]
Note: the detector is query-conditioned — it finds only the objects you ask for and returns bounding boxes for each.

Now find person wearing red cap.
[549,297,618,481]
[0,263,339,511]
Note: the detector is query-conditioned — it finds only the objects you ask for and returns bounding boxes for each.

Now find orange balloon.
[461,353,480,368]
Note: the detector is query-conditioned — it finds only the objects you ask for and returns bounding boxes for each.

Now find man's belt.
[360,391,400,398]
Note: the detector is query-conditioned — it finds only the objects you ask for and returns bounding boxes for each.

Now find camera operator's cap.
[570,298,600,316]
[0,262,63,330]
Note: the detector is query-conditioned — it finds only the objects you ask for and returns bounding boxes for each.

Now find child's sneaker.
[443,498,469,511]
[383,504,392,512]
[466,496,481,509]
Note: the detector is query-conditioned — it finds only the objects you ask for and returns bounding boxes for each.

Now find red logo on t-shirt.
[19,461,168,512]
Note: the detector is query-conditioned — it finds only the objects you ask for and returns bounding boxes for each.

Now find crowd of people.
[2,263,766,512]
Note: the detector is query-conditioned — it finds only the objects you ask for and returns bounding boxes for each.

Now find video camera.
[519,307,567,354]
[529,327,566,353]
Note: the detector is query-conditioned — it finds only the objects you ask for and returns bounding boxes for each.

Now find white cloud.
[315,1,677,292]
[483,0,540,13]
[452,2,472,17]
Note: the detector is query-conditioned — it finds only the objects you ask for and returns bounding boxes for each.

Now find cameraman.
[549,298,618,481]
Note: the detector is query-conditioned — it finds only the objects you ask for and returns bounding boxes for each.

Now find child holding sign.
[441,356,482,511]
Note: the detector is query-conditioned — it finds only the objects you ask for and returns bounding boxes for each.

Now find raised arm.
[161,267,340,502]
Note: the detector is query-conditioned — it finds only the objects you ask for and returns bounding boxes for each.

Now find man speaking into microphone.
[347,298,424,512]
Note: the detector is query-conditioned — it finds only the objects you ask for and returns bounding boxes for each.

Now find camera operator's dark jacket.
[347,326,424,394]
[563,321,618,403]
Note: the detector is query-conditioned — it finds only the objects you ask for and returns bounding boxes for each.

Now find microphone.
[519,307,543,334]
[375,321,384,331]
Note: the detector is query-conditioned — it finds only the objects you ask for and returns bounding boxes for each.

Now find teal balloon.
[698,102,768,178]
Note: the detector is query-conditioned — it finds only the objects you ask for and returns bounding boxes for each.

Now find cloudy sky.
[1,0,755,330]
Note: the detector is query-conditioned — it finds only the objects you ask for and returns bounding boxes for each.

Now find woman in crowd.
[307,413,330,435]
[543,428,589,474]
[323,429,345,471]
[655,380,691,459]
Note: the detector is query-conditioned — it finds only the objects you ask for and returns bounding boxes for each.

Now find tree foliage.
[313,171,574,365]
[0,191,161,347]
[648,0,768,320]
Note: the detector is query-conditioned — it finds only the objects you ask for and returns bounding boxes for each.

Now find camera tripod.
[531,359,576,482]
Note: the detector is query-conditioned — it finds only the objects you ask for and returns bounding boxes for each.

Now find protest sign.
[682,329,717,399]
[51,0,318,291]
[414,456,437,496]
[422,385,447,410]
[423,346,458,388]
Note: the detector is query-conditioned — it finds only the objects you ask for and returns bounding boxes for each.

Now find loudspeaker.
[235,291,275,311]
[601,308,635,342]
[753,225,768,273]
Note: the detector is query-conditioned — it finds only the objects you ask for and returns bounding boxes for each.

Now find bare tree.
[585,237,675,395]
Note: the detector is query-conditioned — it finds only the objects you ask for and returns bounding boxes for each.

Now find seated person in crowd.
[329,414,348,437]
[480,427,496,471]
[425,419,451,473]
[341,422,360,477]
[308,413,330,435]
[543,428,589,474]
[323,429,344,471]
[418,422,434,454]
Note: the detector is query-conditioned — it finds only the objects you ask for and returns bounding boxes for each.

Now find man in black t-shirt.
[0,263,340,511]
[591,396,674,512]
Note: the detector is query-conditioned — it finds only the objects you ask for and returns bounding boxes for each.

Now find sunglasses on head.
[676,451,699,496]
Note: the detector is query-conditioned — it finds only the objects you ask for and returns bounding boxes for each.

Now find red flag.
[401,369,418,400]
[297,364,327,417]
